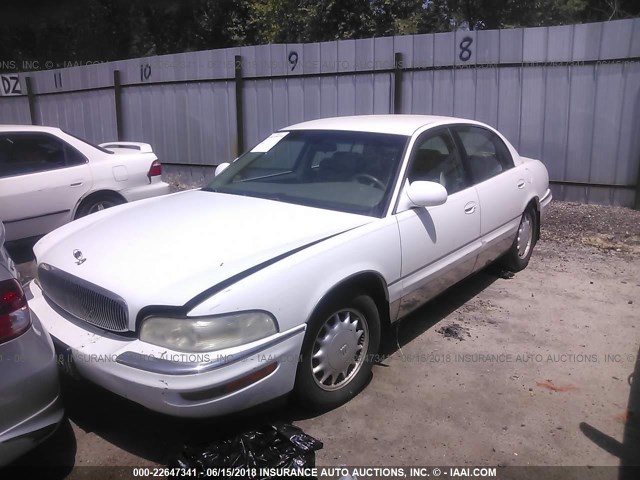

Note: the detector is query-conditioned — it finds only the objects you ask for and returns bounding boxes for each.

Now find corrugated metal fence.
[1,19,639,207]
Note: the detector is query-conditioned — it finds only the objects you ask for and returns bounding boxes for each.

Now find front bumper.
[119,180,171,203]
[26,281,305,418]
[0,396,63,467]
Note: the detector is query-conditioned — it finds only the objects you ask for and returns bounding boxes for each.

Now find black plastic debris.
[168,423,323,479]
[437,322,471,341]
[497,269,515,279]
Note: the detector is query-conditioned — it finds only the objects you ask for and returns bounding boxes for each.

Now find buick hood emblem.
[73,249,86,265]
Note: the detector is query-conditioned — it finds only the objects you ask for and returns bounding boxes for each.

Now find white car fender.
[186,216,403,332]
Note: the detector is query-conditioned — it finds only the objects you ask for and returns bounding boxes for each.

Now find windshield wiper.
[239,170,293,182]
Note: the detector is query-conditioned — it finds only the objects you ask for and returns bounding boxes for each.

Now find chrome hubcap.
[311,309,369,391]
[87,201,116,214]
[517,213,533,259]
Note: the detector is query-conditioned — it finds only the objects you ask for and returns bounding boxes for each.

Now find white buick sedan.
[27,115,551,417]
[0,125,170,242]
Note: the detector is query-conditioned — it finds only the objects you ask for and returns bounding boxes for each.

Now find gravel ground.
[543,202,640,254]
[4,200,639,479]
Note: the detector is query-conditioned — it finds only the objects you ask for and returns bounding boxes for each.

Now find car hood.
[35,190,373,321]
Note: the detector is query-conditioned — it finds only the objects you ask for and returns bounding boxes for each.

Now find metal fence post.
[235,55,244,156]
[393,52,403,114]
[25,76,38,125]
[113,70,124,141]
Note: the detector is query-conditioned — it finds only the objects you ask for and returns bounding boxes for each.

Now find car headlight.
[139,311,278,353]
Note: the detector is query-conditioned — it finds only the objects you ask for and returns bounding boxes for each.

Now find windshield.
[204,130,408,217]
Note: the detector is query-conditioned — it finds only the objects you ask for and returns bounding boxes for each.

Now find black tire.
[502,207,537,272]
[75,193,125,219]
[294,292,381,411]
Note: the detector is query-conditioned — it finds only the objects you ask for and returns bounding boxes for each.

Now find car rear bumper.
[26,280,305,418]
[0,396,63,467]
[0,317,64,466]
[539,188,552,226]
[120,180,171,203]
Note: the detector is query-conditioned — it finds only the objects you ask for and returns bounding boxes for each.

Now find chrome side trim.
[473,217,520,271]
[389,298,401,323]
[397,248,478,319]
[116,324,306,375]
[388,236,480,288]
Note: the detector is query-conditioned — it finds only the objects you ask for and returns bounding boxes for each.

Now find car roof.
[0,125,63,134]
[2,116,483,137]
[284,115,481,136]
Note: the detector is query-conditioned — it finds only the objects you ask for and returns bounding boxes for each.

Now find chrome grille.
[38,264,129,332]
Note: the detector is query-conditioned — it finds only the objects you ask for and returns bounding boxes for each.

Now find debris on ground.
[581,234,640,253]
[535,381,578,393]
[169,424,323,479]
[543,201,640,254]
[169,181,193,193]
[437,323,471,341]
[496,269,515,279]
[614,410,632,424]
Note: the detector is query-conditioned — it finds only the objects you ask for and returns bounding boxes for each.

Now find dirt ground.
[5,201,640,478]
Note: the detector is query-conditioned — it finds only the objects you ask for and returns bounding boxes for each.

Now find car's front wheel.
[294,292,380,411]
[502,207,537,272]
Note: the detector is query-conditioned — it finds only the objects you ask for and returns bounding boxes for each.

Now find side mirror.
[215,163,230,176]
[405,181,448,207]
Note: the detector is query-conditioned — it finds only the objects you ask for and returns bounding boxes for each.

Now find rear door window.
[0,133,87,178]
[454,126,514,184]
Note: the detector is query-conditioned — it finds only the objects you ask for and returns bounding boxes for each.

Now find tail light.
[147,160,162,180]
[0,279,31,344]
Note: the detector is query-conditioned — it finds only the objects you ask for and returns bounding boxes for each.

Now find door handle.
[70,181,83,187]
[517,180,526,189]
[464,202,477,214]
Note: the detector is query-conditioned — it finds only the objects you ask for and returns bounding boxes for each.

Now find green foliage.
[0,0,637,69]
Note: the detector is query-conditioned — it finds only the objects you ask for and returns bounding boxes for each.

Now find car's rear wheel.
[75,193,125,219]
[294,292,380,410]
[502,207,537,272]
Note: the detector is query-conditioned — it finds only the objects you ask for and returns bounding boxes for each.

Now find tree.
[1,0,638,71]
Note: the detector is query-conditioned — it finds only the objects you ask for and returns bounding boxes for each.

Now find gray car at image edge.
[0,221,63,466]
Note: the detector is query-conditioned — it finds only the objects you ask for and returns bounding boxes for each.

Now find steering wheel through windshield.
[350,173,386,190]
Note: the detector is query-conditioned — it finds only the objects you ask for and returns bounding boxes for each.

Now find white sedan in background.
[27,115,551,417]
[0,125,170,242]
